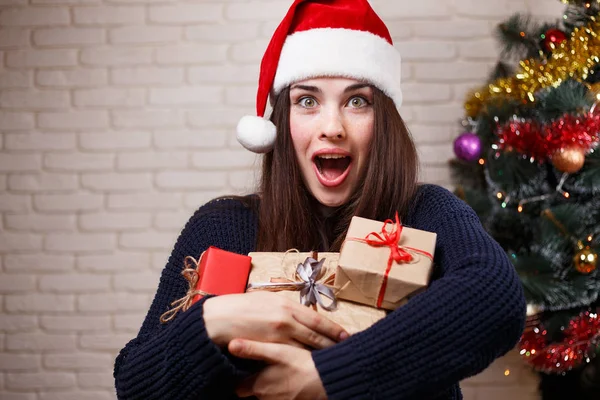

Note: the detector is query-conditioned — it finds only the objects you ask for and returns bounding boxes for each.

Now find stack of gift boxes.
[162,214,437,335]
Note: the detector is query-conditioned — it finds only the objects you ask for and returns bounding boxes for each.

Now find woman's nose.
[319,107,346,140]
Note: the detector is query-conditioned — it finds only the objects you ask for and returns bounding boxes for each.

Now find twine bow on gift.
[159,254,213,324]
[347,212,433,308]
[247,253,338,311]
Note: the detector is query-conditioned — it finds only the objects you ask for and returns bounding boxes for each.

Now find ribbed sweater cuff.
[312,340,371,399]
[175,296,242,384]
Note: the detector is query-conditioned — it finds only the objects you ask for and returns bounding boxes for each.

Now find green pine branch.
[449,159,486,191]
[488,62,515,82]
[496,14,543,60]
[485,206,537,251]
[486,152,550,195]
[571,148,600,193]
[520,273,599,311]
[562,2,600,31]
[536,80,593,121]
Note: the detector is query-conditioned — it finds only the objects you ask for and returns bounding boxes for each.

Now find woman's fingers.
[229,339,288,363]
[290,322,337,349]
[286,339,308,349]
[205,292,349,351]
[288,302,349,344]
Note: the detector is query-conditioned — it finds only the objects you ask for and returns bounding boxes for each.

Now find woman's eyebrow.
[344,83,371,93]
[291,83,371,93]
[290,84,321,93]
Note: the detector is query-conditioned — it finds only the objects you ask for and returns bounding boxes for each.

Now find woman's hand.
[229,339,328,400]
[203,292,348,350]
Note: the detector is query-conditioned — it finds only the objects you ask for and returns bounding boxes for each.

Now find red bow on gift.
[363,212,414,265]
[351,212,433,308]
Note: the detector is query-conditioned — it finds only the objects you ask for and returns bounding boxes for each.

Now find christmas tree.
[450,1,600,398]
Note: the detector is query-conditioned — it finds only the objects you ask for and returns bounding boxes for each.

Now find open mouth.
[312,153,352,187]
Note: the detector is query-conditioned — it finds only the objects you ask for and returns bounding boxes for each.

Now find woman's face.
[289,77,375,208]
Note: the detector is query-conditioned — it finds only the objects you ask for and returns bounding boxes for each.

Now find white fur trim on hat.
[236,115,277,153]
[273,28,403,108]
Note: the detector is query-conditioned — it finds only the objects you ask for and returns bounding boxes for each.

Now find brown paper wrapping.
[335,216,437,311]
[247,251,386,335]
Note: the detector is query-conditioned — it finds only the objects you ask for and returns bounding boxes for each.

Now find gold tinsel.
[465,20,600,117]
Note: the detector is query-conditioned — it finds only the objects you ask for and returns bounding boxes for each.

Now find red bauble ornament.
[543,28,567,51]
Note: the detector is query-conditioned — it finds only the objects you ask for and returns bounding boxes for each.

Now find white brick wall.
[0,0,563,398]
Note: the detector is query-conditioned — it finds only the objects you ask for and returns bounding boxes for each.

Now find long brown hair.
[255,85,419,252]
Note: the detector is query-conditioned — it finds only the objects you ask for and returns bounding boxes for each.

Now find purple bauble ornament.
[454,132,482,162]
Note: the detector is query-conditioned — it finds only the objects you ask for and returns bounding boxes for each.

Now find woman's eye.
[348,96,368,108]
[298,97,318,108]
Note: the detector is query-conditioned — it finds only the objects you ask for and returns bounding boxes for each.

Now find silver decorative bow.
[296,257,337,311]
[247,257,338,311]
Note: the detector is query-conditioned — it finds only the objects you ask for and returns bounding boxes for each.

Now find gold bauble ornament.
[552,147,586,173]
[573,246,598,274]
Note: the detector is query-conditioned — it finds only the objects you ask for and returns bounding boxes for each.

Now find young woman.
[114,1,526,399]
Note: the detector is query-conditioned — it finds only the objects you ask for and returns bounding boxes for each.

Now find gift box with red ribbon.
[335,213,437,311]
[160,246,252,323]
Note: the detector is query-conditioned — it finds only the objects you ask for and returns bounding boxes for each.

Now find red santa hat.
[236,0,403,153]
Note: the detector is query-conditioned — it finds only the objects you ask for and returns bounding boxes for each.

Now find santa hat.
[236,0,403,153]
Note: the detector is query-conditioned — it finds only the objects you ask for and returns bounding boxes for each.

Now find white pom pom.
[236,116,277,153]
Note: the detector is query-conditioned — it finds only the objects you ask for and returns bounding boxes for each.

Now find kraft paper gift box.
[334,215,437,311]
[247,251,386,335]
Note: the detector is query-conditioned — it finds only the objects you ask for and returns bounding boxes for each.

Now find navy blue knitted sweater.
[114,184,526,399]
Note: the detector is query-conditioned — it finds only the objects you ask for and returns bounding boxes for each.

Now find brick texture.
[0,0,565,398]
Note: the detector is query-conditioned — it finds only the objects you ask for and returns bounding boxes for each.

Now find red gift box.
[160,246,251,323]
[192,246,252,303]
